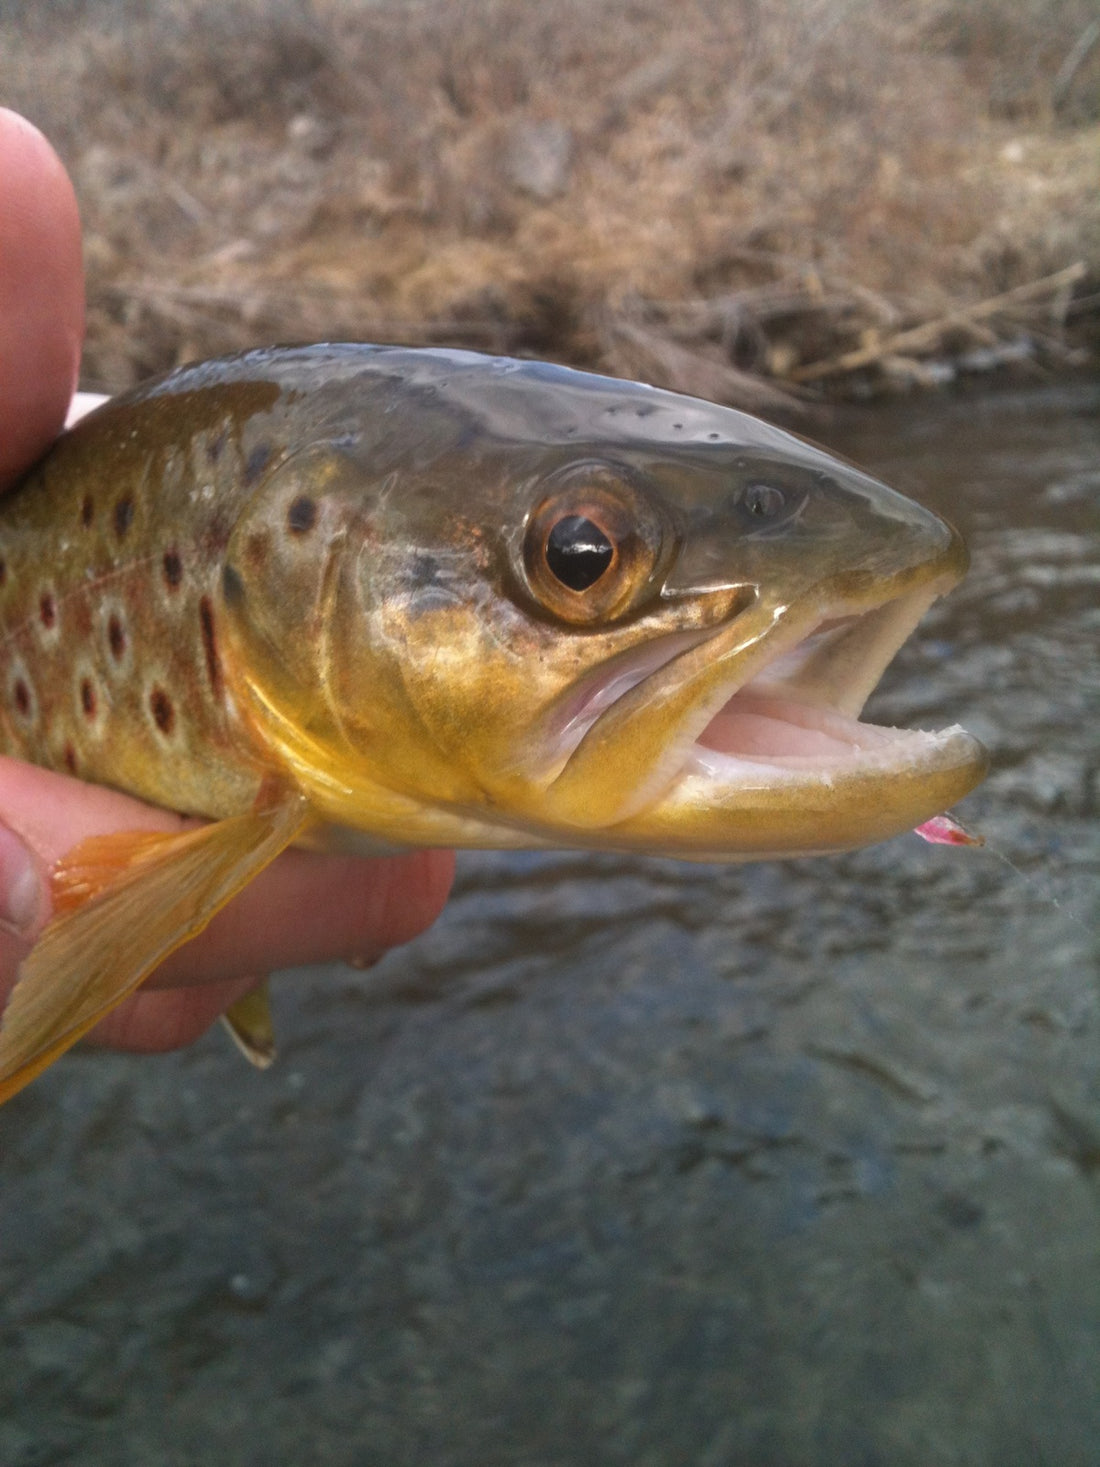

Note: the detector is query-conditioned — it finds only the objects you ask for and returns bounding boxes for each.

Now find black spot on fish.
[13,679,29,717]
[287,496,317,534]
[199,596,222,697]
[222,564,245,607]
[150,686,175,735]
[0,559,8,587]
[114,498,135,538]
[163,549,183,590]
[63,743,77,775]
[39,593,56,630]
[406,553,441,589]
[108,614,126,661]
[243,443,272,485]
[81,495,95,528]
[207,430,228,464]
[80,678,96,718]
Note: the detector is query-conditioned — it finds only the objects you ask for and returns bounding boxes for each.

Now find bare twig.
[601,317,807,415]
[1053,18,1100,112]
[790,264,1087,382]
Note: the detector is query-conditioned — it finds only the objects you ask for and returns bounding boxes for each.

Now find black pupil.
[545,516,614,591]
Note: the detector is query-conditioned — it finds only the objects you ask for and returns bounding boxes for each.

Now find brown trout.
[0,345,987,1101]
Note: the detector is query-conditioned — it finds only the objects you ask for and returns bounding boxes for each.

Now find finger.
[150,845,455,989]
[86,839,455,1054]
[0,756,455,997]
[0,108,85,487]
[83,974,261,1054]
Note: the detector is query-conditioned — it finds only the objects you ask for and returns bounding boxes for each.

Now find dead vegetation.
[3,0,1098,410]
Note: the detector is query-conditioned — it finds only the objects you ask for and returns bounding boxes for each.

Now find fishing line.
[917,810,1094,939]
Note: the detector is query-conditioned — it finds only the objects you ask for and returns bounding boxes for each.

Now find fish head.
[223,353,987,857]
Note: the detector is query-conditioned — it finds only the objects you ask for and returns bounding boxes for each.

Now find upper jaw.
[722,581,944,727]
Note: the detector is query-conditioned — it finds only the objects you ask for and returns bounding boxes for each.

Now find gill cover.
[221,442,361,777]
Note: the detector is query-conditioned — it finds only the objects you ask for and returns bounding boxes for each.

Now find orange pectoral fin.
[0,790,311,1106]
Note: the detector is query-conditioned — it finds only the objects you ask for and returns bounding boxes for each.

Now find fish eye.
[744,482,786,519]
[545,516,614,591]
[521,464,669,626]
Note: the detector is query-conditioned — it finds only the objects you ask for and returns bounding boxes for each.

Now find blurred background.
[0,5,1098,1466]
[2,0,1098,408]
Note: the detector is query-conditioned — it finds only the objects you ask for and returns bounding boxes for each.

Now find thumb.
[0,107,85,487]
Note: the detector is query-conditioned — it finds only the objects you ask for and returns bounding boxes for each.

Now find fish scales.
[0,375,282,817]
[0,344,988,1102]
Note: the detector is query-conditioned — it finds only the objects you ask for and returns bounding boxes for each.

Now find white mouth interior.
[696,692,903,763]
[687,689,967,788]
[681,591,964,785]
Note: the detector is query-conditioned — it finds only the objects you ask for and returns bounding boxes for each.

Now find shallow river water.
[0,382,1097,1467]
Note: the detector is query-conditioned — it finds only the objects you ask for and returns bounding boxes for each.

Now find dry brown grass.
[3,0,1098,407]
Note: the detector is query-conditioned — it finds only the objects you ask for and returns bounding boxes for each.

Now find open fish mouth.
[546,578,987,849]
[684,590,972,786]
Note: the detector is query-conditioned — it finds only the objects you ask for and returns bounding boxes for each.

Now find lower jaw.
[594,716,989,861]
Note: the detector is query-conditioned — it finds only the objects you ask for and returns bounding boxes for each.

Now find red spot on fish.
[108,614,126,661]
[39,592,56,630]
[199,596,222,698]
[150,686,175,735]
[13,679,29,716]
[81,678,96,718]
[81,495,95,528]
[163,549,183,589]
[63,743,77,774]
[0,559,7,587]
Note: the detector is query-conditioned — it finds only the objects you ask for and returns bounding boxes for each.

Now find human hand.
[0,108,454,1056]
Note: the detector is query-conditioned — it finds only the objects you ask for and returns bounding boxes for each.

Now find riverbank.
[3,0,1098,410]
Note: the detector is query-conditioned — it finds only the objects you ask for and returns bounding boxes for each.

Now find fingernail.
[0,823,43,937]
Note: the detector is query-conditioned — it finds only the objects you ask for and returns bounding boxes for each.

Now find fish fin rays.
[221,981,277,1069]
[50,828,200,912]
[0,790,310,1105]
